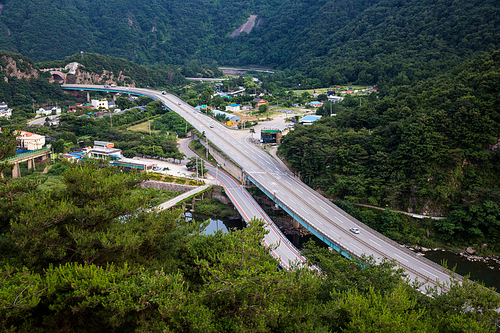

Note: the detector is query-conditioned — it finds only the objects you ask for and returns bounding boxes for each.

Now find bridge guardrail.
[307,182,462,284]
[249,173,453,291]
[2,147,51,163]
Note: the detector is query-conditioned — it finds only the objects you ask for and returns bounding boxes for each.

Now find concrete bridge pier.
[27,157,35,170]
[293,220,300,228]
[191,197,196,212]
[12,162,21,179]
[87,91,90,102]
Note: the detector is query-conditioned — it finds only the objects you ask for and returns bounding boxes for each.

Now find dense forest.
[279,51,500,248]
[0,0,499,86]
[0,131,499,331]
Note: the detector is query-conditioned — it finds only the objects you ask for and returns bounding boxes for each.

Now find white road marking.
[369,239,382,247]
[349,243,362,252]
[393,253,409,263]
[420,268,439,279]
[314,218,324,225]
[329,229,339,237]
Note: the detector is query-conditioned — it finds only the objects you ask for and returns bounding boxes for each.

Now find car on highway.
[178,102,181,105]
[210,124,214,128]
[349,227,360,234]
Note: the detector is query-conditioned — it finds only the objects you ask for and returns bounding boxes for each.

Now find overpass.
[156,185,211,211]
[204,163,310,270]
[62,84,459,292]
[1,147,51,179]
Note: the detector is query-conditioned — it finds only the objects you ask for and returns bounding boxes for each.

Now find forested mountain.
[279,50,500,247]
[228,0,500,86]
[0,0,499,86]
[0,0,280,64]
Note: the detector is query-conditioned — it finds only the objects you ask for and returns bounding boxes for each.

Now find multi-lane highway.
[178,137,309,269]
[63,84,457,292]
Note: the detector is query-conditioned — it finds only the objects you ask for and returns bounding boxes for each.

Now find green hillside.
[0,0,498,86]
[279,50,500,247]
[227,0,500,85]
[0,0,281,64]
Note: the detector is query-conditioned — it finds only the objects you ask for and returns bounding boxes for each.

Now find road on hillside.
[63,84,456,292]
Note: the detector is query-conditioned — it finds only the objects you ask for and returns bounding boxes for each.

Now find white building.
[91,99,109,110]
[0,102,12,119]
[37,106,61,117]
[226,104,241,112]
[14,131,46,150]
[328,96,344,103]
[86,141,122,159]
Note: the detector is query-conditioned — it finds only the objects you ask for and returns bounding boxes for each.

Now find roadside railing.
[2,147,50,163]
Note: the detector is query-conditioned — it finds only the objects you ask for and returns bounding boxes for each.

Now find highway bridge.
[62,84,458,293]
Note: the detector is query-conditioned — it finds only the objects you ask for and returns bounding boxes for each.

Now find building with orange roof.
[14,130,46,150]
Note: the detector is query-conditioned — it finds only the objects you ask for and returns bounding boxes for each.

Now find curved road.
[178,138,309,270]
[63,84,456,292]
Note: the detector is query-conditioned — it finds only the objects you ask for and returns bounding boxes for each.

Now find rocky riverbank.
[400,244,500,269]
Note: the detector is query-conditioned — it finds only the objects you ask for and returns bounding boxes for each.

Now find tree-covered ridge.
[0,50,40,79]
[279,51,500,245]
[1,0,499,87]
[0,0,281,64]
[38,53,187,88]
[0,51,69,120]
[223,0,500,86]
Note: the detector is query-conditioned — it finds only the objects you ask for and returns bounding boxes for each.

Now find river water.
[421,250,500,291]
[185,211,246,234]
[187,211,500,291]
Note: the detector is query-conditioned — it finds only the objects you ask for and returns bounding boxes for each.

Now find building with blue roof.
[299,115,322,125]
[307,101,323,107]
[226,104,241,112]
[212,109,241,122]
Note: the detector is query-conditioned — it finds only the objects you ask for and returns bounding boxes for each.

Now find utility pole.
[196,157,199,181]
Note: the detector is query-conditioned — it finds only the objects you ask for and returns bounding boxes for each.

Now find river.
[185,211,246,234]
[187,210,500,291]
[421,250,500,291]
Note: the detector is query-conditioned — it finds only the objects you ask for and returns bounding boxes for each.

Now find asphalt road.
[176,136,309,269]
[63,84,457,292]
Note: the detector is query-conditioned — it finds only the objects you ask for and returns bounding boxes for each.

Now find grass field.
[291,85,371,95]
[128,120,160,133]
